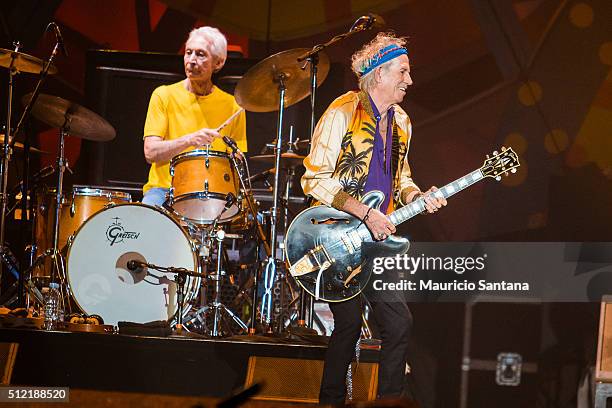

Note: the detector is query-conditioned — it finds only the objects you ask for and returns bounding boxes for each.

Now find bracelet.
[412,191,425,202]
[362,207,373,223]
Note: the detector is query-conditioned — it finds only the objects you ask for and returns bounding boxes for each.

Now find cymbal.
[250,152,305,168]
[0,134,47,154]
[235,48,330,113]
[22,93,116,141]
[0,49,57,74]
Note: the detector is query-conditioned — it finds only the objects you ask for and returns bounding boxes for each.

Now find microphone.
[350,13,385,32]
[47,22,68,56]
[33,165,55,181]
[223,136,240,152]
[224,193,236,210]
[127,260,146,272]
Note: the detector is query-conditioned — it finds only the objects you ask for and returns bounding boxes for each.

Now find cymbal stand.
[35,123,72,312]
[227,151,271,334]
[0,43,21,297]
[1,35,60,298]
[274,127,302,332]
[261,72,287,331]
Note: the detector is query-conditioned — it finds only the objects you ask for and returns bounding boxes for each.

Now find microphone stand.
[0,36,60,300]
[132,260,207,334]
[294,19,374,331]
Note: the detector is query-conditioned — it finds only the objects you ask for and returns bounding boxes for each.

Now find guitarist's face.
[377,55,413,105]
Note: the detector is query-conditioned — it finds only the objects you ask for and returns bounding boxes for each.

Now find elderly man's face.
[378,55,413,104]
[184,36,221,82]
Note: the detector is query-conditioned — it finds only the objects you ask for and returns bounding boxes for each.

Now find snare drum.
[66,203,199,326]
[168,148,240,224]
[34,186,131,278]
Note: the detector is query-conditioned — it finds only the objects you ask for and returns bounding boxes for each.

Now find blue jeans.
[142,187,168,207]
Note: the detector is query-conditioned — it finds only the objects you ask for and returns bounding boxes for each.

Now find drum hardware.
[19,92,116,305]
[235,49,331,332]
[0,40,59,301]
[15,87,116,314]
[220,144,272,335]
[124,258,206,335]
[183,226,248,337]
[180,148,266,336]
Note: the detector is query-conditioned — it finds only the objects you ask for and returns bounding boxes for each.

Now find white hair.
[351,32,408,92]
[187,26,228,68]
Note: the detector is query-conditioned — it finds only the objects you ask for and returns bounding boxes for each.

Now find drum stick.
[216,108,245,132]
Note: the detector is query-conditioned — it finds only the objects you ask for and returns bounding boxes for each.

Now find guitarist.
[301,32,446,405]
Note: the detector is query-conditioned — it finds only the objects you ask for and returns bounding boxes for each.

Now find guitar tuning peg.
[505,171,508,176]
[486,154,490,159]
[493,151,499,156]
[511,168,517,173]
[502,146,506,151]
[495,176,501,181]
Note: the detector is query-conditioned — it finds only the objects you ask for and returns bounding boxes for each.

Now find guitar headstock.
[481,147,520,181]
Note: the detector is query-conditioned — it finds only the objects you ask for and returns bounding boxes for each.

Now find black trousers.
[319,292,413,405]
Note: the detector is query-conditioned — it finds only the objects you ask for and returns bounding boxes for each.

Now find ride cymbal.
[22,93,116,141]
[235,48,329,113]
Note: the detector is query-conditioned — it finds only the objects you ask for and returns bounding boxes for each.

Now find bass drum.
[66,203,199,326]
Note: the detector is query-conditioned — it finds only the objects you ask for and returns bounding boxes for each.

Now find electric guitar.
[285,147,520,302]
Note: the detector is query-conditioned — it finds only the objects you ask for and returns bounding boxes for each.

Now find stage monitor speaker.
[596,296,612,381]
[0,342,18,384]
[244,356,378,403]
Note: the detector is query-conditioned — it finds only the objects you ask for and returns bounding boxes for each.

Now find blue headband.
[359,44,408,77]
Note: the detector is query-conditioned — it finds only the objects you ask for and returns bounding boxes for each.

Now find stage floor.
[0,327,379,403]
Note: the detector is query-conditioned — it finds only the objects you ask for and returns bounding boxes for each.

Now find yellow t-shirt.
[142,81,247,193]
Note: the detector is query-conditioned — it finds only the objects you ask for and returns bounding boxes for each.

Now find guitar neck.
[389,169,484,226]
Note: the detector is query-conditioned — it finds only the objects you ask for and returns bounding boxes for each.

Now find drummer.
[142,26,247,206]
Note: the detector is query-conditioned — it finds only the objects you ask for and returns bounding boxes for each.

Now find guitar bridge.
[289,245,333,277]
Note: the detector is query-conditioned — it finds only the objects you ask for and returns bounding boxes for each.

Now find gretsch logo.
[106,217,140,246]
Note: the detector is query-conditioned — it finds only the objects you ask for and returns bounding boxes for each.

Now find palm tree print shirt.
[301,91,420,211]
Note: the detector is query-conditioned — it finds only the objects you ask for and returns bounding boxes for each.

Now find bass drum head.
[66,203,198,326]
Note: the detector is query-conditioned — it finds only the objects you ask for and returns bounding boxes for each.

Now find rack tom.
[168,148,240,224]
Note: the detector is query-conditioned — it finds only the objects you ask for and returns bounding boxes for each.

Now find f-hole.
[310,217,350,225]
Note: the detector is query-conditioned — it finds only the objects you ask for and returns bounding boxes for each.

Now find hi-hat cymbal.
[250,152,305,168]
[0,134,47,155]
[0,49,57,74]
[235,48,330,113]
[22,93,116,141]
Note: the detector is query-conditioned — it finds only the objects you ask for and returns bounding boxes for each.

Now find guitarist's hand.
[423,186,447,213]
[365,208,396,241]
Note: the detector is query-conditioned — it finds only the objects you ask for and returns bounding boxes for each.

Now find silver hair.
[351,32,408,92]
[187,26,228,68]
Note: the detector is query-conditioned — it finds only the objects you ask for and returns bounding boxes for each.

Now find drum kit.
[0,39,334,337]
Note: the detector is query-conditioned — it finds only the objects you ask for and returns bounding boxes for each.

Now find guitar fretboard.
[389,169,484,226]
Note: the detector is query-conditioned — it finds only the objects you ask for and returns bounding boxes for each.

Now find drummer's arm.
[143,129,220,164]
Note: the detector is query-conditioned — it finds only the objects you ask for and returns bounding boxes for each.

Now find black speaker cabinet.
[82,50,256,194]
